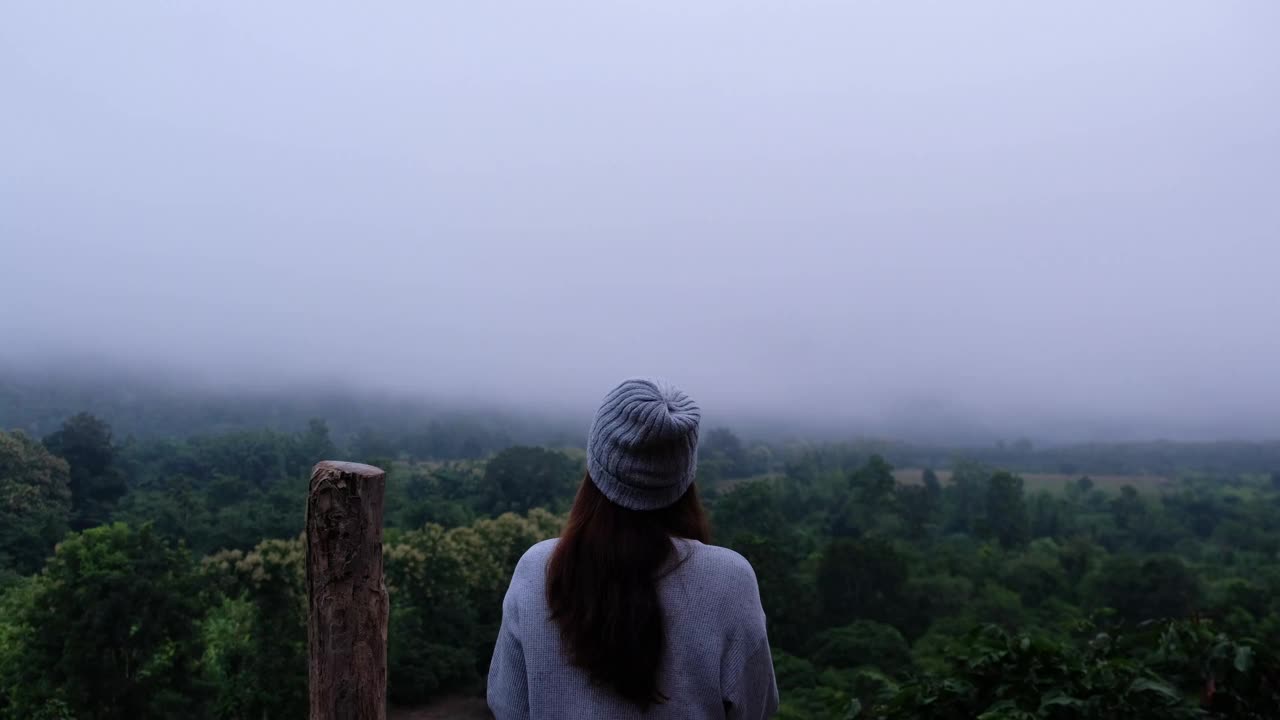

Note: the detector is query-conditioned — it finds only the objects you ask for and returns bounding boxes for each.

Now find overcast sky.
[2,2,1278,440]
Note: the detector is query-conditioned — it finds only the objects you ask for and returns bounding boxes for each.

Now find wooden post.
[306,461,388,720]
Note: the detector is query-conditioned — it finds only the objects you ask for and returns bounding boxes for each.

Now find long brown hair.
[546,474,711,709]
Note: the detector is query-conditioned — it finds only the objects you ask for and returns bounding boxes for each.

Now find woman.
[488,378,778,719]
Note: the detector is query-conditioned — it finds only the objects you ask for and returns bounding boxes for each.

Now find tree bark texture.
[306,461,388,720]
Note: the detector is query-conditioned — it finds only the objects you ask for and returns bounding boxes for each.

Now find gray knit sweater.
[487,538,779,720]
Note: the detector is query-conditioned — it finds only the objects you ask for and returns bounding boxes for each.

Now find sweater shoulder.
[687,542,756,575]
[514,538,558,580]
[681,541,761,596]
[503,539,557,622]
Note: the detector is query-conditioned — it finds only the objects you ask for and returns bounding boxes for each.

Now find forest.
[2,391,1280,719]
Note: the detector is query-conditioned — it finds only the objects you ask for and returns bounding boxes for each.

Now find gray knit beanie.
[586,378,701,511]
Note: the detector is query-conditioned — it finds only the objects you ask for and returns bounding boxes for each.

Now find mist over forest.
[3,2,1279,447]
[1,357,1277,448]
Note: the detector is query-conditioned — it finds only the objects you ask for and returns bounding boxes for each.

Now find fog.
[2,2,1278,442]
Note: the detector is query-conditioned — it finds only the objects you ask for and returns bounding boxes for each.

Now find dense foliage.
[2,405,1279,718]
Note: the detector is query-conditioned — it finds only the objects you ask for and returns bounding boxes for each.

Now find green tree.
[816,537,908,627]
[0,578,37,717]
[851,455,896,506]
[700,427,749,482]
[892,574,974,641]
[1029,491,1071,539]
[808,620,913,674]
[894,484,938,536]
[832,455,897,537]
[1001,545,1068,608]
[199,596,259,719]
[868,623,1271,720]
[984,471,1030,549]
[1112,484,1147,531]
[1090,555,1202,623]
[201,537,307,718]
[385,525,480,703]
[480,446,580,515]
[110,478,209,553]
[730,533,818,652]
[922,468,942,498]
[0,431,71,576]
[42,413,126,530]
[713,479,788,543]
[297,418,337,465]
[944,461,988,534]
[349,427,397,464]
[1057,536,1099,588]
[5,524,205,718]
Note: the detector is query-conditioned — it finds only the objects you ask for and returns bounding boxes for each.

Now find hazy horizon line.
[2,351,1277,447]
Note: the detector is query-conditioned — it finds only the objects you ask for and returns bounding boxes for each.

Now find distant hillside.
[5,364,1280,477]
[0,365,583,449]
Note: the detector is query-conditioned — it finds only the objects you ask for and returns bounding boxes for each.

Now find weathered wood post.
[306,461,389,720]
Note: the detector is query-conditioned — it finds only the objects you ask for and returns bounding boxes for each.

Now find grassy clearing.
[714,469,1173,495]
[893,468,1173,494]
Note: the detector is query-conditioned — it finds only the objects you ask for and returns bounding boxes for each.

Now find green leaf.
[1234,645,1255,673]
[1039,693,1084,710]
[1129,678,1181,702]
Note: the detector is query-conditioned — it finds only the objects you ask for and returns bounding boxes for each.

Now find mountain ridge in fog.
[2,2,1277,446]
[1,356,1275,447]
